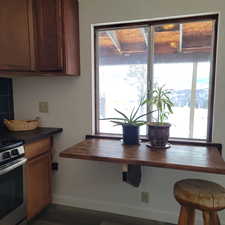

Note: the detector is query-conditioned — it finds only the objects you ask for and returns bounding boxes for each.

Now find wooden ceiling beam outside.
[140,28,148,47]
[98,22,213,60]
[179,24,183,52]
[106,31,122,54]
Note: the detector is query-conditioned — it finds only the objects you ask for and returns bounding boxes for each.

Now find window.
[95,15,217,140]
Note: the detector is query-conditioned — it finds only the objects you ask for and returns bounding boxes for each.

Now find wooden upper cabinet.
[0,0,34,71]
[62,0,80,75]
[33,0,63,72]
[0,0,80,76]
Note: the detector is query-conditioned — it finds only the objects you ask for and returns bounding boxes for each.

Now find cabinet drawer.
[25,138,51,159]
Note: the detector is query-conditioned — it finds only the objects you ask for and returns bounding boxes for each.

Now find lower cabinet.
[25,138,52,220]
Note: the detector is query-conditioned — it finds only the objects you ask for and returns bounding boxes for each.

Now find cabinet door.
[26,152,52,220]
[0,0,34,71]
[62,0,80,75]
[33,0,63,72]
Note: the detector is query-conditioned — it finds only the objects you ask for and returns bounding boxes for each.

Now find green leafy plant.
[101,99,154,127]
[143,85,174,124]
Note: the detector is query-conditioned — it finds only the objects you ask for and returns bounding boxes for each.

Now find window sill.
[86,133,222,153]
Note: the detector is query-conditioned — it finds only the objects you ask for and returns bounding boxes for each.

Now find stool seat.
[174,179,225,225]
[174,179,225,211]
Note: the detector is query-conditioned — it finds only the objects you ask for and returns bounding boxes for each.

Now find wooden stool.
[174,179,225,225]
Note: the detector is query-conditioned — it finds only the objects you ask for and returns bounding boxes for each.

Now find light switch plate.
[39,101,48,113]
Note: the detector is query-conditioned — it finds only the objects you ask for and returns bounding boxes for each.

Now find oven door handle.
[0,158,27,176]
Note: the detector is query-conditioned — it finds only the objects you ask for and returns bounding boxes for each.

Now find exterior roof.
[97,21,214,64]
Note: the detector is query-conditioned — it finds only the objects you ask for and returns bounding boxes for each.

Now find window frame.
[94,14,218,142]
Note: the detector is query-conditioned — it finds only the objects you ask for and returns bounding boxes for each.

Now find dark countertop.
[0,127,63,144]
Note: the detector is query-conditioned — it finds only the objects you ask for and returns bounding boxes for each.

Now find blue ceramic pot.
[122,124,139,145]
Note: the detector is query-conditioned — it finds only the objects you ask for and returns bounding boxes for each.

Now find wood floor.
[29,204,174,225]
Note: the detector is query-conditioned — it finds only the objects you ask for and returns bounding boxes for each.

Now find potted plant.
[143,86,174,148]
[102,100,153,145]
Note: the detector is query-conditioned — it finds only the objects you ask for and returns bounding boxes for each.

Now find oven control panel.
[0,146,25,162]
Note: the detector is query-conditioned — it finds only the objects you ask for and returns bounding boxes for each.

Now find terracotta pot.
[122,124,139,145]
[147,122,171,147]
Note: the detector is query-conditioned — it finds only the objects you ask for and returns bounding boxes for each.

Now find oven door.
[0,158,27,225]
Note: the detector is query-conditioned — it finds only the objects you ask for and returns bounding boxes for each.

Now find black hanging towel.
[122,164,142,187]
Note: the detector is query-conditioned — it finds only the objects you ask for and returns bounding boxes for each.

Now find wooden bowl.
[4,118,39,131]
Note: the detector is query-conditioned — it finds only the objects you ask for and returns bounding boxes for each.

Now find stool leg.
[217,213,221,225]
[187,209,195,225]
[178,206,195,225]
[203,211,210,225]
[209,212,220,225]
[203,211,220,225]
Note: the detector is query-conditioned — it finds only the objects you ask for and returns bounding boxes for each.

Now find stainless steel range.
[0,139,27,225]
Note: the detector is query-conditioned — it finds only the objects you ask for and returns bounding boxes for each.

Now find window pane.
[193,62,211,139]
[152,21,214,139]
[96,18,216,140]
[153,63,193,138]
[97,27,148,135]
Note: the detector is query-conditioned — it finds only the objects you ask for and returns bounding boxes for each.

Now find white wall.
[13,0,225,223]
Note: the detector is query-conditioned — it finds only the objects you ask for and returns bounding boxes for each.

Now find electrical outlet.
[141,192,149,203]
[39,101,48,113]
[52,162,59,171]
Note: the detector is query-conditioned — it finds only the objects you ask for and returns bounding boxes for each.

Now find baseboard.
[52,194,225,225]
[53,194,177,224]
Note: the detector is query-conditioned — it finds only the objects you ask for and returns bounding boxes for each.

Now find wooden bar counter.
[60,137,225,174]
